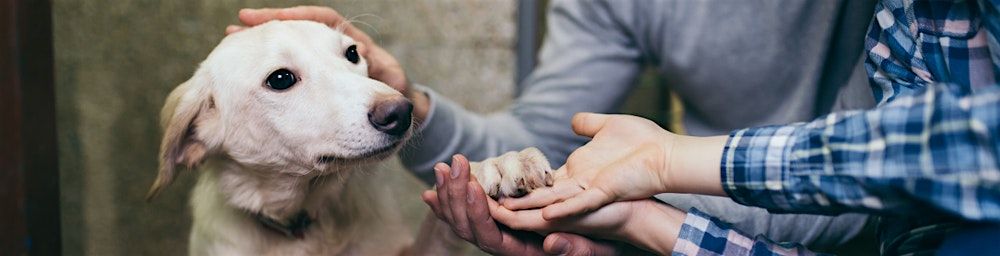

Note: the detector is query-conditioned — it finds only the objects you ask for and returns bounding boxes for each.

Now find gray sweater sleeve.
[399,1,642,184]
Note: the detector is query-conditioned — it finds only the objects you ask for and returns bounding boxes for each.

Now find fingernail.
[450,156,461,179]
[549,236,571,254]
[467,186,476,203]
[434,164,446,185]
[435,169,444,186]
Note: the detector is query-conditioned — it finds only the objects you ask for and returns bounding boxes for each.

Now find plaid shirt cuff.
[673,208,818,256]
[720,125,803,212]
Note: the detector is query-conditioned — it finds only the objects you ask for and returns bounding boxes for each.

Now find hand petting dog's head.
[147,20,412,200]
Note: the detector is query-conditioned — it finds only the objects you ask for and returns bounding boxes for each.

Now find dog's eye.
[345,45,360,64]
[266,69,297,90]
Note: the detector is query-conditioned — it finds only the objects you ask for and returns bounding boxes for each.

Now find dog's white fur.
[150,20,552,255]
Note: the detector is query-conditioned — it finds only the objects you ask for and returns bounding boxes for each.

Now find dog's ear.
[146,73,217,201]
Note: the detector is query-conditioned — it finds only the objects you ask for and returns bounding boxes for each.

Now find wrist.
[662,135,727,196]
[623,202,686,255]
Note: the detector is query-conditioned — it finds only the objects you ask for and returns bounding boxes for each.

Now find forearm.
[653,193,869,250]
[623,202,687,255]
[627,205,821,256]
[721,85,1000,220]
[401,0,643,184]
[663,135,728,197]
[400,85,549,184]
[673,208,817,256]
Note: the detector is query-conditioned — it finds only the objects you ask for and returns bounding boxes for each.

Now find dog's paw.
[470,147,554,198]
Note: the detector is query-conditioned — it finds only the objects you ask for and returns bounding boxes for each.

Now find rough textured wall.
[53,1,515,255]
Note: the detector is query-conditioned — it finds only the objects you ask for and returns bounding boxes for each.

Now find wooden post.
[1,0,62,254]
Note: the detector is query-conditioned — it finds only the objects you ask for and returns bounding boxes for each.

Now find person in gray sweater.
[235,0,878,253]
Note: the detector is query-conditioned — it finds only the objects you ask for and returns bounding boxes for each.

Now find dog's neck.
[253,210,313,239]
[208,158,354,233]
[189,156,415,255]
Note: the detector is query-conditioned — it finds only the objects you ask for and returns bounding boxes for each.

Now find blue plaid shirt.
[674,1,1000,255]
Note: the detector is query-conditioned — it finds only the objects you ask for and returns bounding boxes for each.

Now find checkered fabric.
[673,209,820,256]
[674,0,1000,255]
[722,0,1000,222]
[867,0,1000,104]
[722,85,1000,219]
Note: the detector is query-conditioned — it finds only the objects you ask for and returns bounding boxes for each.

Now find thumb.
[571,112,612,138]
[543,232,621,256]
[541,187,613,220]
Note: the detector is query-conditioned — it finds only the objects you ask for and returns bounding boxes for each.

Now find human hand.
[227,6,429,120]
[422,155,647,255]
[502,113,728,220]
[491,197,686,255]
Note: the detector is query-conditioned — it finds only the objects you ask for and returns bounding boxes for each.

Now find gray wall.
[53,1,516,255]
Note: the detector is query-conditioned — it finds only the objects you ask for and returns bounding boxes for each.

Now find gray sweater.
[402,0,877,250]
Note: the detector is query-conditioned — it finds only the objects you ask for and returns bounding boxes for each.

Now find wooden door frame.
[1,0,62,254]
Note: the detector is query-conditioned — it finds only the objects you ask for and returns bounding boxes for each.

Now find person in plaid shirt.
[425,0,1000,255]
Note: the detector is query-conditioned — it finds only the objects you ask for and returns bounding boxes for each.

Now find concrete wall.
[53,1,515,255]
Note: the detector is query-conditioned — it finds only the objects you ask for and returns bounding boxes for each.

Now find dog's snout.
[368,98,413,136]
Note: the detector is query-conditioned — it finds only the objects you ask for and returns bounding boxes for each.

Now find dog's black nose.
[368,98,413,136]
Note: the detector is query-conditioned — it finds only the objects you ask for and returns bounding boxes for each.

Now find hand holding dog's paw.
[421,153,650,256]
[469,147,554,198]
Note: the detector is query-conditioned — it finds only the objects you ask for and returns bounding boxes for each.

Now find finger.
[500,179,583,210]
[239,7,374,46]
[238,8,279,26]
[543,232,623,256]
[496,227,547,256]
[421,190,443,220]
[446,155,473,240]
[225,25,247,35]
[490,202,552,232]
[571,112,612,138]
[471,188,553,256]
[434,163,455,224]
[464,180,505,253]
[541,188,613,220]
[239,6,342,26]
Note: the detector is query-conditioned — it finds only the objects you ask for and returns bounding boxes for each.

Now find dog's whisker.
[341,13,382,42]
[347,20,379,39]
[346,13,384,23]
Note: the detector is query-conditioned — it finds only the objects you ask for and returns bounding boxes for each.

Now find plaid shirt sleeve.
[673,208,823,256]
[721,0,1000,221]
[682,85,1000,255]
[673,1,1000,254]
[722,84,1000,220]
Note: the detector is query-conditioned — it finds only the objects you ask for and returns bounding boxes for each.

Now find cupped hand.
[491,198,686,255]
[422,155,647,255]
[502,113,675,219]
[502,113,727,220]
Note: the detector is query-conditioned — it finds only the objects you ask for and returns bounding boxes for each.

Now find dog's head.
[147,20,412,200]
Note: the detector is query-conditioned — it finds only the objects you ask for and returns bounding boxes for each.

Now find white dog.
[147,20,553,255]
